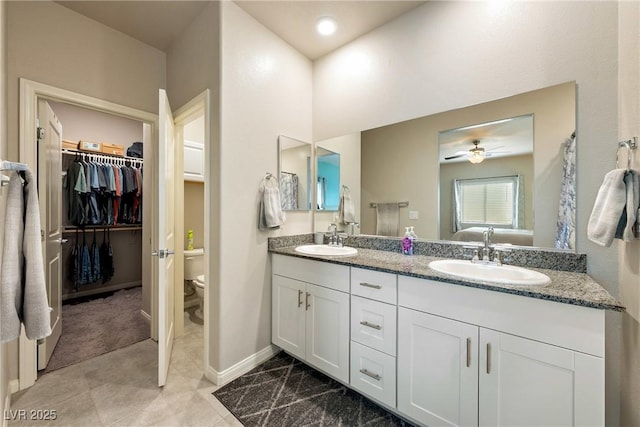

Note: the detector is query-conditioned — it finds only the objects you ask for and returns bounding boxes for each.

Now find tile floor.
[8,311,240,427]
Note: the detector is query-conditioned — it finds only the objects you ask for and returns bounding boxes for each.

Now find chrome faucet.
[328,223,339,246]
[482,226,494,261]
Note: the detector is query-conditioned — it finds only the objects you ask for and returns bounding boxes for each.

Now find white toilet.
[184,248,205,319]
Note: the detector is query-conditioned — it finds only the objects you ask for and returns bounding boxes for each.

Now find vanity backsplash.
[268,234,587,273]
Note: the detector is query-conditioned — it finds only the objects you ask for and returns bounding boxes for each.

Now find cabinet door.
[306,283,350,383]
[184,140,204,182]
[479,329,604,427]
[398,308,479,427]
[272,275,306,360]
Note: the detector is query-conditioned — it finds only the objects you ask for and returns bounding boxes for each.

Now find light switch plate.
[409,210,419,220]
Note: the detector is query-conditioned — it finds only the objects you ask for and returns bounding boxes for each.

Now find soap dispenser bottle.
[402,227,413,255]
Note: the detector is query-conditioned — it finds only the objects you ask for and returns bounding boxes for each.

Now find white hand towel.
[0,169,51,343]
[21,169,52,341]
[338,186,355,224]
[0,173,25,343]
[375,203,400,237]
[258,175,285,230]
[587,169,627,247]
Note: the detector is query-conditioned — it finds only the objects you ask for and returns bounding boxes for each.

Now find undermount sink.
[428,259,551,286]
[295,244,358,257]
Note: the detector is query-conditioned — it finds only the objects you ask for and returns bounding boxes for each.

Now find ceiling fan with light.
[443,139,508,164]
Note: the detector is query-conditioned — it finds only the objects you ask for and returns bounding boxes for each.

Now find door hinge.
[37,127,45,140]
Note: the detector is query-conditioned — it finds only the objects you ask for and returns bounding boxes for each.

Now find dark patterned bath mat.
[213,352,413,426]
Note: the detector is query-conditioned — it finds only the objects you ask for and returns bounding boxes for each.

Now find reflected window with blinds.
[452,175,523,231]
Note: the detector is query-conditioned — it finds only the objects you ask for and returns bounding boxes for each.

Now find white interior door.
[37,100,63,370]
[157,89,176,386]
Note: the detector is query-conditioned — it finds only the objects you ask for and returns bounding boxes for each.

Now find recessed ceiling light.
[316,17,337,36]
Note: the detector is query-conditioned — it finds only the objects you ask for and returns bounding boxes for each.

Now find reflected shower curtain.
[555,134,576,250]
[317,177,326,210]
[279,172,298,210]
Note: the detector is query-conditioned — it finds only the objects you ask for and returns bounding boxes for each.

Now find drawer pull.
[486,343,491,374]
[306,292,311,310]
[466,338,471,368]
[297,290,303,308]
[359,282,382,289]
[360,321,382,330]
[360,369,381,381]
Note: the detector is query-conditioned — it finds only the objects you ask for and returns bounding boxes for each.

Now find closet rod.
[62,148,143,164]
[63,225,142,233]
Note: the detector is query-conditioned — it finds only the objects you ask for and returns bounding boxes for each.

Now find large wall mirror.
[278,135,312,211]
[318,81,576,250]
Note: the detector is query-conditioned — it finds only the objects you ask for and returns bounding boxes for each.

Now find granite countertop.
[270,245,625,312]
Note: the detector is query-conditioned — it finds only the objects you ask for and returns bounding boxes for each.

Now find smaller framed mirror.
[316,146,341,211]
[278,135,312,211]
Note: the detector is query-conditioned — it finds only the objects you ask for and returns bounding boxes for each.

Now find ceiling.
[55,1,426,59]
[439,115,535,164]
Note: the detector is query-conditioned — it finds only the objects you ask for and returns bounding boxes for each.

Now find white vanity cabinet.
[349,268,398,408]
[397,308,479,426]
[272,254,350,383]
[397,275,605,427]
[271,253,607,427]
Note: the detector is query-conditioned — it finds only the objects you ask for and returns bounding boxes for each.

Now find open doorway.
[38,100,150,374]
[18,79,156,390]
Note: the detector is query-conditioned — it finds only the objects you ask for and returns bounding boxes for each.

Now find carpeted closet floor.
[42,286,150,374]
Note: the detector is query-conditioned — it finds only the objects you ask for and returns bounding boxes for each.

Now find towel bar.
[370,201,409,208]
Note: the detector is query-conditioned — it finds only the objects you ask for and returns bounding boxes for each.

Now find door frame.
[171,90,210,364]
[18,78,158,389]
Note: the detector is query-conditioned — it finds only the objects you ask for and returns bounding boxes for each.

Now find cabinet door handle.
[305,292,311,310]
[359,282,382,289]
[297,289,303,308]
[466,338,471,368]
[359,320,382,330]
[360,369,381,381]
[486,343,491,374]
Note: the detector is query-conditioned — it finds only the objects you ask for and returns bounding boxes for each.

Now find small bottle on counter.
[402,227,413,255]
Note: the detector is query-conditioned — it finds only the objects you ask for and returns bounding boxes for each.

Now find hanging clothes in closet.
[64,153,143,226]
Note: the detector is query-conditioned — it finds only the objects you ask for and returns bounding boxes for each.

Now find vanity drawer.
[272,254,349,293]
[351,295,397,356]
[350,341,396,408]
[351,267,397,304]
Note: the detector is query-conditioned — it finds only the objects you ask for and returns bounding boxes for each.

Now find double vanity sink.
[294,243,551,287]
[271,236,623,427]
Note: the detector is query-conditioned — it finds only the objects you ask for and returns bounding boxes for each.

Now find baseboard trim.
[2,380,19,427]
[140,309,151,324]
[205,344,280,386]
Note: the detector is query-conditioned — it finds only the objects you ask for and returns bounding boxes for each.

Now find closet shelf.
[63,225,142,233]
[62,148,143,164]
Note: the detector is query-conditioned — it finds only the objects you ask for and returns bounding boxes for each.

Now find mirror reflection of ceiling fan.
[444,139,510,164]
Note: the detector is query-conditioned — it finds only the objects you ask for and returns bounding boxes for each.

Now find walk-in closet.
[39,101,150,374]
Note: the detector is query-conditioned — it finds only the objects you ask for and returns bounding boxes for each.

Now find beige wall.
[5,0,165,387]
[218,1,312,371]
[314,133,361,232]
[618,1,640,425]
[166,0,222,376]
[184,182,205,249]
[361,82,573,247]
[315,2,621,424]
[439,154,534,240]
[50,101,144,148]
